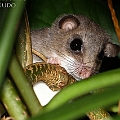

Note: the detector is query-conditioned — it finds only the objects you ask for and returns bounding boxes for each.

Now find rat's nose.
[79,67,92,79]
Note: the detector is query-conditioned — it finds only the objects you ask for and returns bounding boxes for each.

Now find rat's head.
[50,14,120,80]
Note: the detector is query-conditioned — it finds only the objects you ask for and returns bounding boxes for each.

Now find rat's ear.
[59,15,80,31]
[104,42,120,57]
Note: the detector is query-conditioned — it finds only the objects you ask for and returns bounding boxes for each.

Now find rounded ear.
[104,43,120,57]
[59,15,80,31]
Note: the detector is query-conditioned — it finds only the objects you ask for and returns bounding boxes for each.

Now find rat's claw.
[47,57,61,65]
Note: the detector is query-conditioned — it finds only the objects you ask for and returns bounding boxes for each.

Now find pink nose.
[79,68,92,79]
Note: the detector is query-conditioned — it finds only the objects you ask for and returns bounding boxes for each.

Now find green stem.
[45,68,120,112]
[1,77,29,120]
[29,86,120,120]
[0,0,26,90]
[15,11,33,68]
[9,55,42,115]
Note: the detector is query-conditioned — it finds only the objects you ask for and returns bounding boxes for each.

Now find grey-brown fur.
[31,14,120,80]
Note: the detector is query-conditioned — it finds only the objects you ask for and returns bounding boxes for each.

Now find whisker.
[39,43,77,66]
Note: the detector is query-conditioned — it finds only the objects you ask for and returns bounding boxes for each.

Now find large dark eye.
[70,38,83,52]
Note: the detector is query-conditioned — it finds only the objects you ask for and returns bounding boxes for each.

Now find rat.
[31,14,120,80]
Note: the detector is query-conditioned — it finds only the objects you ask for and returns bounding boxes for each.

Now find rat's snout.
[78,60,101,79]
[79,66,92,79]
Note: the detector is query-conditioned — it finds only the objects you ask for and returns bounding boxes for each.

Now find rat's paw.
[47,57,61,65]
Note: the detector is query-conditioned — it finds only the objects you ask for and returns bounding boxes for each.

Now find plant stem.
[29,86,120,120]
[0,0,26,91]
[9,55,42,116]
[1,77,29,120]
[45,68,120,112]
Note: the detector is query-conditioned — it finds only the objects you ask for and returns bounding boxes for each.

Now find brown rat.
[31,14,120,80]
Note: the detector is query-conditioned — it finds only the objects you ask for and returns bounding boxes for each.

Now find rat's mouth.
[69,66,94,81]
[70,73,81,81]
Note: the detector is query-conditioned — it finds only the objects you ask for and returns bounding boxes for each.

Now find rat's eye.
[70,38,83,52]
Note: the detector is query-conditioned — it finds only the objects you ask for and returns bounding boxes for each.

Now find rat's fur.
[31,14,120,80]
